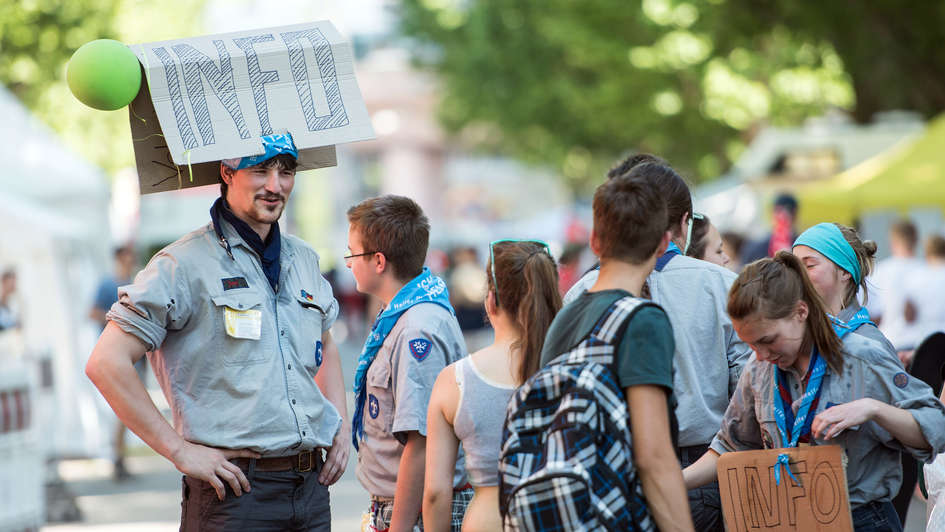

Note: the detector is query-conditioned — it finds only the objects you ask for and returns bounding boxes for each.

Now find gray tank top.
[453,356,516,487]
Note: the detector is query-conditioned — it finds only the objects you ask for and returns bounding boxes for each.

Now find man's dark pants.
[181,453,330,532]
[679,443,724,532]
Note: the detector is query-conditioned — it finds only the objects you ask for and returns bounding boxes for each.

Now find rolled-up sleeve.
[105,252,192,351]
[711,360,765,455]
[865,351,945,462]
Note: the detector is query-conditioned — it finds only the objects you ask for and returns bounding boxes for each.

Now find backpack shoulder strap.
[591,296,656,345]
[549,296,658,366]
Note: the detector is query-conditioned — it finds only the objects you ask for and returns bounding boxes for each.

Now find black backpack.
[498,295,656,531]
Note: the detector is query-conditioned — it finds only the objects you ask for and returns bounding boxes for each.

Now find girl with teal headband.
[792,223,895,355]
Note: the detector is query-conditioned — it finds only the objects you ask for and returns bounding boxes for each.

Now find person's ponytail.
[773,251,843,373]
[514,252,562,384]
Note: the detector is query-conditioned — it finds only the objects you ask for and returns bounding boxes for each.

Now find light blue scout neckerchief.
[830,306,874,338]
[351,267,455,450]
[771,307,873,486]
[772,348,827,486]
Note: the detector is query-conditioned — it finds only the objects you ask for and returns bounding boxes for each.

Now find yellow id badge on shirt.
[224,307,262,340]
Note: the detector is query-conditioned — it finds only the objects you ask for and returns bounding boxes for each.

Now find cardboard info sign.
[128,21,374,194]
[717,446,853,531]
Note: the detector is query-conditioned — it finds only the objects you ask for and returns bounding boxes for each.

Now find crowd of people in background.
[82,137,945,532]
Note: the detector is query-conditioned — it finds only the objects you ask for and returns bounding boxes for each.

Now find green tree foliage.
[396,0,874,186]
[715,0,945,123]
[0,0,205,175]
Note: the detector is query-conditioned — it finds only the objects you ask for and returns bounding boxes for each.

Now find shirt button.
[302,431,306,436]
[287,364,292,370]
[292,399,296,404]
[281,330,285,336]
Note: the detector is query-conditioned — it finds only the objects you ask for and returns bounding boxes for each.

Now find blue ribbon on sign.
[774,453,800,487]
[351,268,455,450]
[772,349,826,485]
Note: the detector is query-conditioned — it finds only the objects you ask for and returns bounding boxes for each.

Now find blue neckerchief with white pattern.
[351,267,454,450]
[829,306,874,338]
[772,349,826,486]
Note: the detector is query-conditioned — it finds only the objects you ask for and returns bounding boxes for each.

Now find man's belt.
[233,450,322,473]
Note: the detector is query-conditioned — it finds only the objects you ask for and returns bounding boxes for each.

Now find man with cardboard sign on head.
[85,21,374,531]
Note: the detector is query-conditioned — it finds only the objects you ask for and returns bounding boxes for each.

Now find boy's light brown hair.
[592,174,668,264]
[347,195,430,281]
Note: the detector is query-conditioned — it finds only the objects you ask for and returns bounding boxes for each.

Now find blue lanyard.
[772,350,825,486]
[829,306,873,339]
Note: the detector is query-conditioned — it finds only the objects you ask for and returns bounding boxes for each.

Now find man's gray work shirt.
[355,302,468,498]
[564,255,753,447]
[712,332,945,507]
[107,218,341,456]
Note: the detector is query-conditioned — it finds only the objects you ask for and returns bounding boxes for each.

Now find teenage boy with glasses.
[345,195,472,531]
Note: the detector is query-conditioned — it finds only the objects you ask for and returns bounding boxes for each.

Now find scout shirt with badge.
[711,331,945,507]
[106,207,341,457]
[355,301,468,498]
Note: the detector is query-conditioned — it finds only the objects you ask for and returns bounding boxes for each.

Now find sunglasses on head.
[684,212,705,254]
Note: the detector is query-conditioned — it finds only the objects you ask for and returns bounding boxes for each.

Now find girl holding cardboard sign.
[682,251,945,532]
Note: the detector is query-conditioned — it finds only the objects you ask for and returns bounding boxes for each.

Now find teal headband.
[793,223,861,284]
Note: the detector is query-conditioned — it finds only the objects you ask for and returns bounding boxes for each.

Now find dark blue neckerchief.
[655,241,682,272]
[588,241,680,276]
[210,197,281,292]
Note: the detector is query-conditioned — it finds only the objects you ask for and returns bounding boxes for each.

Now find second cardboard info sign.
[128,21,374,194]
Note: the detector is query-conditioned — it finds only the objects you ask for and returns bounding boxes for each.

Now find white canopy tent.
[0,84,114,459]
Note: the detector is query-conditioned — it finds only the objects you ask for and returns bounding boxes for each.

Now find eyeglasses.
[684,212,705,254]
[344,249,378,261]
[489,239,552,308]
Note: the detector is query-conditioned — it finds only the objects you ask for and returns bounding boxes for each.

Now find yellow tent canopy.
[797,113,945,228]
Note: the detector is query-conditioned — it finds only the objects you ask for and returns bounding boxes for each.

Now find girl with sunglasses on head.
[682,252,945,532]
[423,240,561,532]
[685,213,731,269]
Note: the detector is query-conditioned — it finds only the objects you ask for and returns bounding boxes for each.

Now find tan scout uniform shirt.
[356,302,468,497]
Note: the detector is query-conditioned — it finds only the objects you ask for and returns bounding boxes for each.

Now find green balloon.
[67,39,142,111]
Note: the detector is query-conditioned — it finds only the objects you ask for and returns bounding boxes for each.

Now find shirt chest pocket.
[210,290,268,366]
[295,295,326,374]
[365,356,393,432]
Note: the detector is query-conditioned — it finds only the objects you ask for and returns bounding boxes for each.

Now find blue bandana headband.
[222,133,298,170]
[793,223,861,284]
